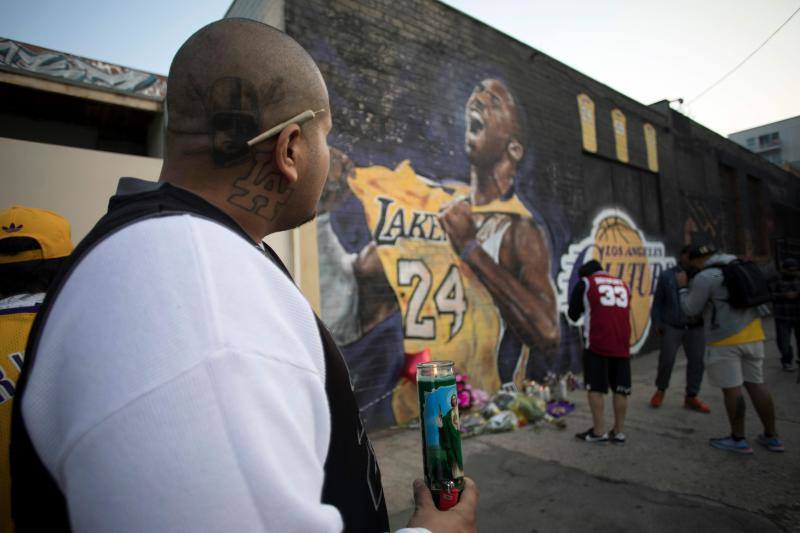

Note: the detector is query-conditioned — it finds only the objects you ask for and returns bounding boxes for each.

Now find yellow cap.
[0,206,74,264]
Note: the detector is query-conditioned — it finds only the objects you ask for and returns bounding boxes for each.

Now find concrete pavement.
[371,320,800,532]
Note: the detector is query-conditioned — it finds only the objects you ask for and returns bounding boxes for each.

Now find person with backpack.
[677,244,783,454]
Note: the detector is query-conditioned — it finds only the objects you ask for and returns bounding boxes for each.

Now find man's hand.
[439,200,477,254]
[676,271,688,288]
[407,478,478,533]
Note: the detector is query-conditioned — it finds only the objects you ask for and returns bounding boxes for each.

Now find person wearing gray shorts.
[677,245,784,455]
[705,341,765,389]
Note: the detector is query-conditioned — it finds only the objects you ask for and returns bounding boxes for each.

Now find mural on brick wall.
[319,79,561,427]
[225,0,800,430]
[316,74,673,428]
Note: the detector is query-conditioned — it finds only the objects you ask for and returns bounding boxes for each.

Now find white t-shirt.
[22,214,346,532]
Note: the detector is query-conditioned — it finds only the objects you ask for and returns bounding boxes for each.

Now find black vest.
[11,181,389,532]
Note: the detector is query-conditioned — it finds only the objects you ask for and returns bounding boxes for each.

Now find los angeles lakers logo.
[556,209,675,353]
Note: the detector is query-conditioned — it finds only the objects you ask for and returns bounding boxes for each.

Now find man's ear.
[274,123,302,183]
[507,138,524,163]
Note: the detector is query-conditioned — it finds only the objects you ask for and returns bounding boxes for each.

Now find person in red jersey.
[568,260,632,444]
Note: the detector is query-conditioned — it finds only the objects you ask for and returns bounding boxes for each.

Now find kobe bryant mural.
[317,78,566,428]
[308,42,673,429]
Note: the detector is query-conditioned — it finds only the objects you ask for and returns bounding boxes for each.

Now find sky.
[1,0,798,137]
[441,0,800,136]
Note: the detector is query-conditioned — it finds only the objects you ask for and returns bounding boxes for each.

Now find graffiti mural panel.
[0,38,166,99]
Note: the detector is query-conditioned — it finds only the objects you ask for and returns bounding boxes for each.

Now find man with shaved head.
[10,19,477,533]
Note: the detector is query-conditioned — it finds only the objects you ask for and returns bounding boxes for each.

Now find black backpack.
[707,259,771,308]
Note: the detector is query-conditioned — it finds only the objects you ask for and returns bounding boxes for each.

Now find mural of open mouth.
[468,110,484,134]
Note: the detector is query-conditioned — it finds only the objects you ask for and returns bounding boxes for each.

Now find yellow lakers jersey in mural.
[1,304,38,533]
[349,161,533,422]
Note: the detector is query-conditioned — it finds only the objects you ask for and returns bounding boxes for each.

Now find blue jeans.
[775,318,800,367]
[655,324,706,396]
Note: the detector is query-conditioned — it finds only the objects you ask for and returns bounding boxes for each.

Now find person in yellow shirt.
[0,206,73,532]
[677,244,783,454]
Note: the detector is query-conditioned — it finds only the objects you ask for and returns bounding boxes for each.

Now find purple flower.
[457,390,472,408]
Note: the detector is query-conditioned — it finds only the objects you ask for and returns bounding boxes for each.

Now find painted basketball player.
[319,79,559,423]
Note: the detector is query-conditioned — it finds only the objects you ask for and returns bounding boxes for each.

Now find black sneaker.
[608,430,626,445]
[575,428,608,443]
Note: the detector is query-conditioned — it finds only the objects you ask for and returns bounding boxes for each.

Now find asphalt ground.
[371,318,800,532]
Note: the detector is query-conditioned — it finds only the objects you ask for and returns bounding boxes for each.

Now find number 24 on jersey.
[397,259,466,340]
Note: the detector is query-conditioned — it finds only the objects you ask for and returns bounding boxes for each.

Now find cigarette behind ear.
[247,109,326,147]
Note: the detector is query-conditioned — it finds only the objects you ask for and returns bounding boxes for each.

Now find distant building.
[0,37,166,158]
[728,116,800,172]
[1,37,165,243]
[0,37,303,286]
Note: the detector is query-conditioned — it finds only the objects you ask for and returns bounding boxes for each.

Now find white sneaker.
[575,428,608,443]
[609,430,626,444]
